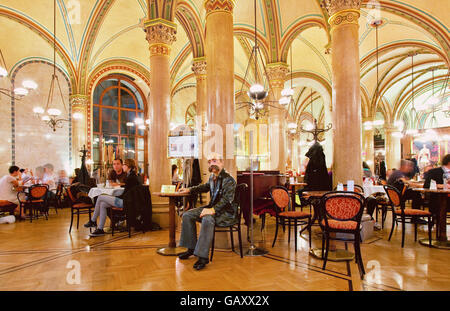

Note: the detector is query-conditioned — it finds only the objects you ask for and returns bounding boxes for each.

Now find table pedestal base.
[309,248,355,261]
[157,246,187,256]
[419,239,450,250]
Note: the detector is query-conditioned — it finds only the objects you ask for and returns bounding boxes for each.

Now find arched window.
[92,74,147,175]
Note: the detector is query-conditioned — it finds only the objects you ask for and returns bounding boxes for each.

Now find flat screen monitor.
[168,135,199,158]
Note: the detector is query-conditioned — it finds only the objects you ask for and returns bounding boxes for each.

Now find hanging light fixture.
[33,0,69,132]
[0,49,38,99]
[235,0,282,120]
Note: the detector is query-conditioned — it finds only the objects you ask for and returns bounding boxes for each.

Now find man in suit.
[423,154,450,217]
[177,153,237,270]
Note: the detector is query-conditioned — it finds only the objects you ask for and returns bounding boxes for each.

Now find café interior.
[0,0,449,291]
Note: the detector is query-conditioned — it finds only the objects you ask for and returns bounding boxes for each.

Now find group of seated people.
[0,164,70,219]
[84,158,140,237]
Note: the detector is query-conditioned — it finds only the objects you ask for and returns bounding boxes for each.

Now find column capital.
[266,63,289,89]
[322,0,361,16]
[322,0,360,29]
[192,57,207,79]
[144,19,177,56]
[204,0,235,16]
[70,94,89,109]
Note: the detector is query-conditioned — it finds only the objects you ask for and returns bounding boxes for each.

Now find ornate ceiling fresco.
[0,0,448,128]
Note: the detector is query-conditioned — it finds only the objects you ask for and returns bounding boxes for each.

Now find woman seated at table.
[0,166,24,218]
[84,159,141,237]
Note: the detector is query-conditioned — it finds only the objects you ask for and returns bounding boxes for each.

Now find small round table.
[153,192,190,256]
[412,188,450,249]
[302,190,355,262]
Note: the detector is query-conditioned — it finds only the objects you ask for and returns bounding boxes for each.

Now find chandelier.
[235,0,281,120]
[0,49,38,99]
[32,0,71,132]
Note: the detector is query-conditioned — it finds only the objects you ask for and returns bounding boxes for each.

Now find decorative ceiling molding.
[361,0,450,64]
[0,6,77,88]
[78,0,115,94]
[176,1,205,58]
[86,58,151,95]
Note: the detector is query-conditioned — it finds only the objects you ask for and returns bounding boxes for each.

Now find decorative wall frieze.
[204,0,235,16]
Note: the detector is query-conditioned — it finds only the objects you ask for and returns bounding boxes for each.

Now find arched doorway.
[92,74,148,176]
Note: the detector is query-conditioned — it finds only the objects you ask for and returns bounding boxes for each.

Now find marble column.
[204,0,236,176]
[192,57,209,181]
[145,19,177,204]
[362,118,375,172]
[266,63,289,174]
[385,126,402,170]
[324,0,362,186]
[70,94,88,171]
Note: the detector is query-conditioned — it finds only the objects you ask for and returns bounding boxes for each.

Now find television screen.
[168,135,199,158]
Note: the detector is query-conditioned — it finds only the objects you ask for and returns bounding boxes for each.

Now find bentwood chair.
[67,186,94,233]
[209,183,248,262]
[319,191,366,278]
[384,185,433,248]
[17,184,49,222]
[47,183,64,214]
[270,186,312,252]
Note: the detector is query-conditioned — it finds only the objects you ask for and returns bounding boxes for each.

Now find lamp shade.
[47,108,61,116]
[14,88,28,96]
[0,67,8,77]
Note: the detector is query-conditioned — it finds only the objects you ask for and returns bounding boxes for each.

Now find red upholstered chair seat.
[0,200,16,207]
[279,211,310,218]
[321,219,358,230]
[394,209,431,216]
[73,203,93,209]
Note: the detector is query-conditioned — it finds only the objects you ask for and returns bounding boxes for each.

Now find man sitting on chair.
[177,153,236,270]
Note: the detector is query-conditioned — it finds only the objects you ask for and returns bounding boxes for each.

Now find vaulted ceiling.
[0,0,448,128]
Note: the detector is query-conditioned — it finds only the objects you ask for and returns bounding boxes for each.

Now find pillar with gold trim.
[266,63,289,174]
[324,0,363,185]
[145,19,176,204]
[385,125,402,170]
[362,117,375,172]
[70,94,88,171]
[192,57,209,181]
[204,0,236,176]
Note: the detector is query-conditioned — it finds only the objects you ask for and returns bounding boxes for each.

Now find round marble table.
[412,188,450,249]
[153,192,190,256]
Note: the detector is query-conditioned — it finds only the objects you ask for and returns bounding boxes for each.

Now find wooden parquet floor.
[0,208,448,291]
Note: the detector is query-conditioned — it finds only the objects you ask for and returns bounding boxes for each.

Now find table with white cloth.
[88,187,124,199]
[363,185,386,198]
